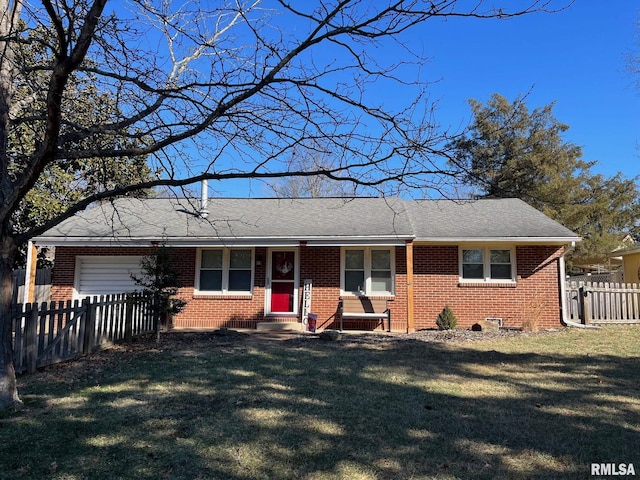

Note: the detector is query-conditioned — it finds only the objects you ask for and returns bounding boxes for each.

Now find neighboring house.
[569,233,634,275]
[618,247,640,285]
[33,196,580,332]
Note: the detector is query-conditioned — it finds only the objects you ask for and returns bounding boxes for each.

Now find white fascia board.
[305,239,409,247]
[33,237,300,247]
[415,236,582,245]
[32,238,142,247]
[34,235,414,248]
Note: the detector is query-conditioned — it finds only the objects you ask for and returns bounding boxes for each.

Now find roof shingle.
[34,197,580,246]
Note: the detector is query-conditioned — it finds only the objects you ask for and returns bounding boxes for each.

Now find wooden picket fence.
[565,281,640,325]
[11,293,157,374]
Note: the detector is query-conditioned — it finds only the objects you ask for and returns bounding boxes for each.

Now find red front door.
[269,250,296,314]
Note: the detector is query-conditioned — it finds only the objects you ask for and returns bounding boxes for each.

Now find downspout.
[559,244,599,329]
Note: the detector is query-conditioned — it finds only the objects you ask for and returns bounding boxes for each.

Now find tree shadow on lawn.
[2,332,639,479]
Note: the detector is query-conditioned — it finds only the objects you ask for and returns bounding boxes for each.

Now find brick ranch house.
[33,196,580,332]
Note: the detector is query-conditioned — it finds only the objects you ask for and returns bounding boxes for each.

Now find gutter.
[558,245,600,329]
[33,235,414,248]
[415,236,582,244]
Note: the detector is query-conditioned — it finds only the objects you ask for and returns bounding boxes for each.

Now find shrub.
[131,243,187,329]
[436,306,457,330]
[522,296,545,332]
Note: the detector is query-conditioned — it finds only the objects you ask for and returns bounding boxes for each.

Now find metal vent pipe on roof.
[200,179,209,218]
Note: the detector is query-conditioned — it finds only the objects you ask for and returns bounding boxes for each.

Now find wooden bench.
[339,297,390,332]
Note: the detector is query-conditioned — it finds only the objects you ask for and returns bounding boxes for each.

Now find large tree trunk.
[0,230,21,409]
[0,0,23,410]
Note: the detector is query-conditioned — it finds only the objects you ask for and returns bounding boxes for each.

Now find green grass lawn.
[1,326,639,480]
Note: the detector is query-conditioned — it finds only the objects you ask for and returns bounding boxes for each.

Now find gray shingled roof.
[34,197,580,246]
[404,199,580,241]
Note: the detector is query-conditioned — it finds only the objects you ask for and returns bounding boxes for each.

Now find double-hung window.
[342,248,394,296]
[460,247,515,282]
[197,248,253,294]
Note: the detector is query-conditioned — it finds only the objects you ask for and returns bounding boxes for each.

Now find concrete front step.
[256,321,304,332]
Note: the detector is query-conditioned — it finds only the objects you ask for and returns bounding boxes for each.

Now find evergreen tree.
[448,93,640,266]
[436,306,457,330]
[130,244,186,329]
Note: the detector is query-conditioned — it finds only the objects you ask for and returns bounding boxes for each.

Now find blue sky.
[211,2,640,197]
[417,1,639,180]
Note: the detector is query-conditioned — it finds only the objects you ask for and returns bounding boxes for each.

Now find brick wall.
[51,246,267,329]
[51,243,564,331]
[299,246,341,330]
[298,246,408,332]
[176,247,263,329]
[412,245,564,330]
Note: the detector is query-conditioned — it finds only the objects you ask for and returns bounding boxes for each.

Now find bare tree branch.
[0,0,571,409]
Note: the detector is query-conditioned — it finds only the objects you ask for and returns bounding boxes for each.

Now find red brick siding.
[392,246,408,332]
[299,246,341,330]
[174,247,267,329]
[51,243,564,331]
[412,245,563,330]
[300,246,408,332]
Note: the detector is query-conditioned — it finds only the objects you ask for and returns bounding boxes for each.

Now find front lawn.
[1,326,639,479]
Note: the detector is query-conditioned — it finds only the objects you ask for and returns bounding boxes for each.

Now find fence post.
[26,303,38,374]
[124,295,134,343]
[82,297,95,355]
[579,286,591,325]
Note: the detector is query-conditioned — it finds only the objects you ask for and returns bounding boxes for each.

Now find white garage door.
[75,256,144,298]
